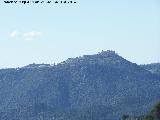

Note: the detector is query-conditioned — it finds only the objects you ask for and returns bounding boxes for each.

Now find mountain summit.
[0,51,159,120]
[62,50,130,66]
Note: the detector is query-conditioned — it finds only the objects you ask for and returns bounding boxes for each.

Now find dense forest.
[0,50,159,120]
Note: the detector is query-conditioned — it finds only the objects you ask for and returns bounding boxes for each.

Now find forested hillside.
[0,50,159,120]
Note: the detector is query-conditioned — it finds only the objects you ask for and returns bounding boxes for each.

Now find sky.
[0,0,160,68]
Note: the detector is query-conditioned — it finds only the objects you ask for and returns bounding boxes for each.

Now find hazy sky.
[0,0,160,68]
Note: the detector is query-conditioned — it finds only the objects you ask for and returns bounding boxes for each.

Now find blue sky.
[0,0,160,68]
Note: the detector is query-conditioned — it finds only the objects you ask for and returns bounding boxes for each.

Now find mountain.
[0,50,160,120]
[140,63,160,76]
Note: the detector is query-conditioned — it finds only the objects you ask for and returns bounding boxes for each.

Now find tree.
[153,101,160,120]
[122,114,129,120]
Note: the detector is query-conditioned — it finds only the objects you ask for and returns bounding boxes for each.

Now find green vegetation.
[122,101,160,120]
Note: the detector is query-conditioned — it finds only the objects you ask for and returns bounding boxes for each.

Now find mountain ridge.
[0,50,159,120]
[1,50,159,71]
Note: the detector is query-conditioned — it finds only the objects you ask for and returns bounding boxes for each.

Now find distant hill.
[0,50,160,120]
[140,63,160,76]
